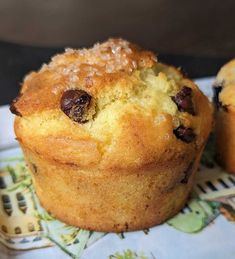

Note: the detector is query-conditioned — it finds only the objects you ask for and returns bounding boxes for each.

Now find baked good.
[214,59,235,174]
[10,39,212,232]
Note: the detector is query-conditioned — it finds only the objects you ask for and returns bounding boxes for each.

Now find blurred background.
[0,0,235,105]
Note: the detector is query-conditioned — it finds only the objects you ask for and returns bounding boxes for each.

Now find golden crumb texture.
[11,39,212,231]
[13,38,212,170]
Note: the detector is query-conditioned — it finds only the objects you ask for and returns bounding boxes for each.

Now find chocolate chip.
[172,86,195,115]
[10,96,22,116]
[60,89,92,123]
[181,161,194,184]
[213,85,223,109]
[31,163,38,174]
[173,126,196,143]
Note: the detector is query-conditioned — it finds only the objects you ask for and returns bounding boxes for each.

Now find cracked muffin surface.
[11,39,212,232]
[12,39,211,170]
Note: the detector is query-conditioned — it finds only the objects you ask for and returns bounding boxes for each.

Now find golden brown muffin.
[10,39,212,232]
[214,59,235,174]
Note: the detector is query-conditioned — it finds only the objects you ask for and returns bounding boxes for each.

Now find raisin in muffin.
[10,39,212,232]
[214,59,235,174]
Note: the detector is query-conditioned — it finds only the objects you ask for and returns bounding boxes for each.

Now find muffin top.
[12,39,212,171]
[215,59,235,108]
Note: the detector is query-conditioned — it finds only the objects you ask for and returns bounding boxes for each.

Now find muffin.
[10,39,212,232]
[214,59,235,174]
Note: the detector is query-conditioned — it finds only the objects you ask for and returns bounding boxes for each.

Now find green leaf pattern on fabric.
[167,199,220,233]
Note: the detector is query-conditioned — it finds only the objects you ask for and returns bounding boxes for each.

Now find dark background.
[0,0,235,105]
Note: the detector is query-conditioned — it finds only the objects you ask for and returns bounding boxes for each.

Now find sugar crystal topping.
[41,38,157,87]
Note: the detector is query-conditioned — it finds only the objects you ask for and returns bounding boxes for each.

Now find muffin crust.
[11,39,212,231]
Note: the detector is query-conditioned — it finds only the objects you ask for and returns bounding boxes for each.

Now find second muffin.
[214,59,235,174]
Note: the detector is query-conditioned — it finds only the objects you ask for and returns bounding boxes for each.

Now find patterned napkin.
[0,134,235,259]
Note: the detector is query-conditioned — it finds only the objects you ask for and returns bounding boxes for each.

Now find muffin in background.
[10,39,212,232]
[214,59,235,174]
